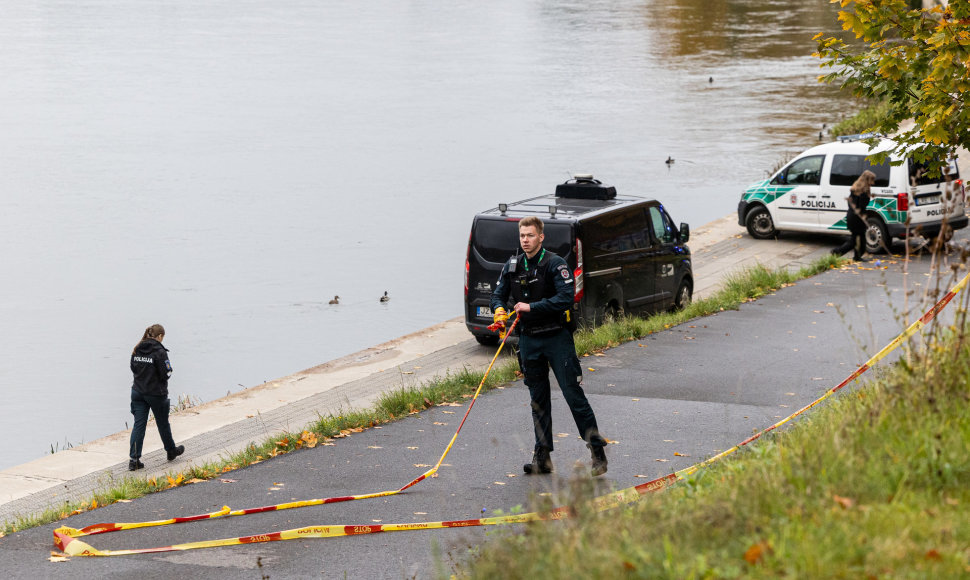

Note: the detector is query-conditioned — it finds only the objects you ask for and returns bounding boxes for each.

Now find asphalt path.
[2,240,968,579]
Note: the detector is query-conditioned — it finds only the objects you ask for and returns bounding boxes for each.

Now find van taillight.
[896,192,909,212]
[574,237,584,303]
[464,232,471,296]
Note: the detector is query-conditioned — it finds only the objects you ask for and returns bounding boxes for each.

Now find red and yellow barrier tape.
[54,270,969,556]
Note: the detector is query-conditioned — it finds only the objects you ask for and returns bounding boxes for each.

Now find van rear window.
[829,155,891,187]
[910,158,960,186]
[472,219,572,263]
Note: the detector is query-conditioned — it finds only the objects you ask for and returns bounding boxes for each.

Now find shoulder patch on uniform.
[165,360,172,372]
[560,268,569,279]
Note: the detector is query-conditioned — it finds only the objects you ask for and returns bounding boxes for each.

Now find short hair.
[518,216,544,235]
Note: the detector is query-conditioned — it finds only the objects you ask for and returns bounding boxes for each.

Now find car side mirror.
[679,223,690,243]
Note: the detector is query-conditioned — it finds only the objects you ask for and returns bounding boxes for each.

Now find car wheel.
[672,279,692,312]
[745,206,777,239]
[475,334,499,346]
[864,217,890,254]
[605,302,621,322]
[935,224,954,245]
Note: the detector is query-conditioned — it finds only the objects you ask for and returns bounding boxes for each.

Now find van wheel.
[672,279,692,312]
[605,302,621,322]
[864,218,890,254]
[475,334,499,346]
[745,206,776,239]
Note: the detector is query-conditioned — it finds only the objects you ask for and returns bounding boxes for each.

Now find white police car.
[737,135,967,253]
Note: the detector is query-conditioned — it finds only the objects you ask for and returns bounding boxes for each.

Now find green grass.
[830,99,893,139]
[457,295,970,578]
[0,255,843,537]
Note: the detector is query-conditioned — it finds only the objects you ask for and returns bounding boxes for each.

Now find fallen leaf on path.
[493,482,506,485]
[407,446,419,450]
[674,452,689,457]
[49,552,69,562]
[185,478,206,484]
[414,464,431,468]
[442,411,455,414]
[631,398,640,401]
[367,446,383,449]
[588,367,596,371]
[663,439,674,442]
[433,422,448,426]
[655,458,669,462]
[220,479,237,483]
[556,433,569,437]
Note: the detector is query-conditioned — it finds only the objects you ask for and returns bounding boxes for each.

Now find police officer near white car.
[490,216,609,476]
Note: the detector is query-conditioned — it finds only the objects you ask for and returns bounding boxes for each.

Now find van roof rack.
[836,132,883,143]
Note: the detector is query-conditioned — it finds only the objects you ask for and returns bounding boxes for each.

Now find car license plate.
[476,306,493,318]
[915,195,940,206]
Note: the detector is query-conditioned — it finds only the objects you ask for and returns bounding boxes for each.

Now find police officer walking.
[490,216,608,476]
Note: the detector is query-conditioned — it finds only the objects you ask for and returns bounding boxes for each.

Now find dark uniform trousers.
[518,327,607,452]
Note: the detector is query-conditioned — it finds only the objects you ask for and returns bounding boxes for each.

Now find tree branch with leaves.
[814,0,970,175]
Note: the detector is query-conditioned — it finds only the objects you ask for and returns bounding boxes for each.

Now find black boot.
[167,445,185,461]
[589,444,608,476]
[128,459,145,471]
[523,447,553,475]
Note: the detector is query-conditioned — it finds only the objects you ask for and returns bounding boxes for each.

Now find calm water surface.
[0,0,851,470]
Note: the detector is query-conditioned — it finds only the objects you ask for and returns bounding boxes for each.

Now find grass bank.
[830,99,892,138]
[1,256,841,537]
[458,289,970,578]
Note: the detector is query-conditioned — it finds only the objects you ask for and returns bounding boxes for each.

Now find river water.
[0,0,852,471]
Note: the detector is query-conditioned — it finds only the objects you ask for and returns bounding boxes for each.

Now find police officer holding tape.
[490,216,608,476]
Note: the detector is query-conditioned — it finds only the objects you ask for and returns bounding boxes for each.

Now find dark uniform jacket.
[846,188,870,234]
[490,248,574,335]
[131,339,172,397]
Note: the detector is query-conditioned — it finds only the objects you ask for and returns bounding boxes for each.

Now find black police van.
[464,175,693,345]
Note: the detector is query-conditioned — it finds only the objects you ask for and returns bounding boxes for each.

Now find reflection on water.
[0,0,856,470]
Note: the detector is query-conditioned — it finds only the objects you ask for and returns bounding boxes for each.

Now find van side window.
[910,158,959,186]
[585,208,651,254]
[771,155,824,186]
[648,206,674,244]
[829,154,890,187]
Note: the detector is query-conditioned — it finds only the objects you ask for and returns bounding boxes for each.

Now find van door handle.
[806,195,817,198]
[821,195,831,198]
